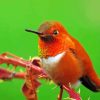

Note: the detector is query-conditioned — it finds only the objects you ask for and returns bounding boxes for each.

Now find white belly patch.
[41,52,65,77]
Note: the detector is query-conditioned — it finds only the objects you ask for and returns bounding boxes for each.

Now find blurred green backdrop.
[0,0,100,100]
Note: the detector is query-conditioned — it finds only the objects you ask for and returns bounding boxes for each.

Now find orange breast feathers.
[41,49,84,86]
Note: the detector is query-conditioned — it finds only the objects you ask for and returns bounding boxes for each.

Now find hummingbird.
[25,21,100,99]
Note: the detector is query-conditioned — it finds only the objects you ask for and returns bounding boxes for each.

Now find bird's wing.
[69,36,100,92]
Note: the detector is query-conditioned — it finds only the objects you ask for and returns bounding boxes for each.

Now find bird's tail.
[80,76,100,92]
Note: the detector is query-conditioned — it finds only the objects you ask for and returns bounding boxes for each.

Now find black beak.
[25,29,53,42]
[25,29,42,35]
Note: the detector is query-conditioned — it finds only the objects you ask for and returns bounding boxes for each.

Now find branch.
[63,85,81,100]
[0,53,45,75]
[0,53,48,100]
[0,67,25,80]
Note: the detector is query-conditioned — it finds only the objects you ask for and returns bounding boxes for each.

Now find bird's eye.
[53,30,59,35]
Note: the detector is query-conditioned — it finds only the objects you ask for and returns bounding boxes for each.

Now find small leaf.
[77,88,81,94]
[0,79,4,83]
[29,56,32,61]
[87,96,90,100]
[49,80,54,85]
[52,85,57,90]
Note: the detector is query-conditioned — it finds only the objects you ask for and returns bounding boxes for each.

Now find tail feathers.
[80,76,100,92]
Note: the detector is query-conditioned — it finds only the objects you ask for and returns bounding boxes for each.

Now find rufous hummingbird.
[25,21,100,99]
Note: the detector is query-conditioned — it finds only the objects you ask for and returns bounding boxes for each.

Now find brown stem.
[58,85,63,100]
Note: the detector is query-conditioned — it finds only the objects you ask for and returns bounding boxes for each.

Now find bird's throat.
[39,37,75,58]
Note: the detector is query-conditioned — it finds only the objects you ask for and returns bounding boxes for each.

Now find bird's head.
[26,21,68,42]
[26,21,75,57]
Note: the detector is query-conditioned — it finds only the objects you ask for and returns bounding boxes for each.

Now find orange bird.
[26,21,100,99]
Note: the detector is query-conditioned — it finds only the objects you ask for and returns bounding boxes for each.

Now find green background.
[0,0,100,100]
